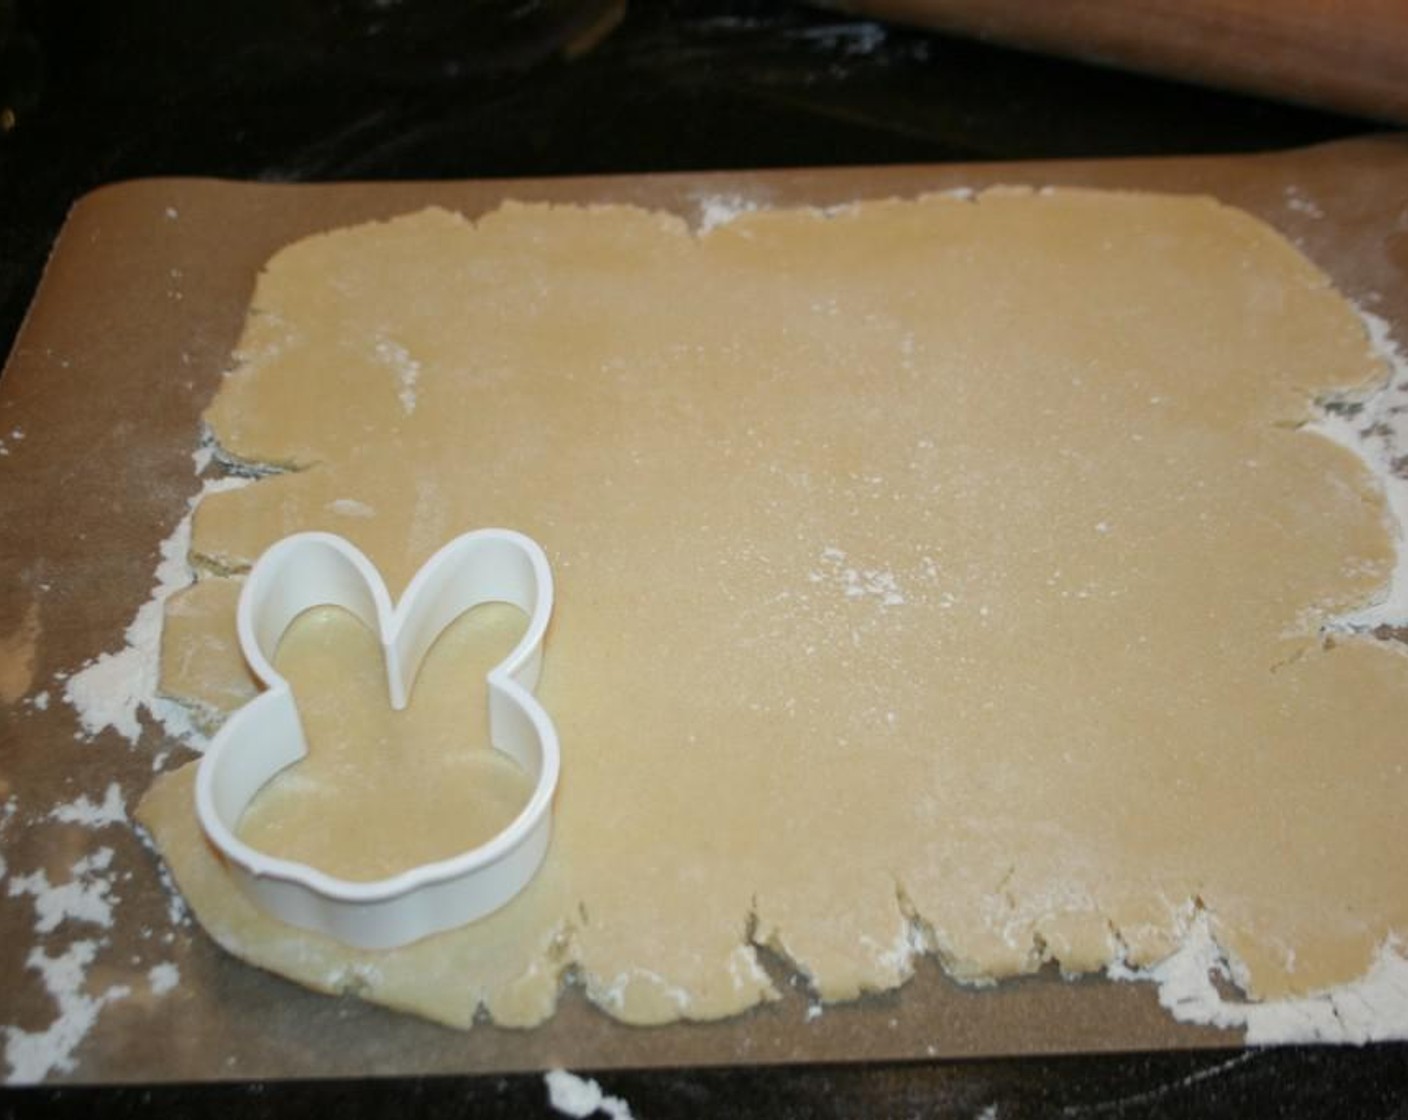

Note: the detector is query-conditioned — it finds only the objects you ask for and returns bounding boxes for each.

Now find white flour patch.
[1115,909,1408,1045]
[63,475,248,749]
[4,941,131,1084]
[147,962,180,996]
[1315,309,1408,630]
[374,337,421,415]
[0,796,17,880]
[694,193,760,235]
[28,689,49,711]
[545,1068,635,1120]
[49,783,125,829]
[328,497,375,519]
[8,847,118,934]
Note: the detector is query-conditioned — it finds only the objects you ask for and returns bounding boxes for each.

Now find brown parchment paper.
[1,136,1406,1084]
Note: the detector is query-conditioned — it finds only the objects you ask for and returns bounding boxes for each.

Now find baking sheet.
[1,136,1405,1084]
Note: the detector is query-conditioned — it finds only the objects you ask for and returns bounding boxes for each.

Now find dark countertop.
[2,1,1406,1115]
[0,0,1385,359]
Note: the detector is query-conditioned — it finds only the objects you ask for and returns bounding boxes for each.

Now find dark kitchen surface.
[2,1,1406,1116]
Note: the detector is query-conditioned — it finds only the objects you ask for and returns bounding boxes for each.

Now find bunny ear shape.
[194,529,560,950]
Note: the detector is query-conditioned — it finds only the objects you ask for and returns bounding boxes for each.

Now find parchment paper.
[1,136,1405,1083]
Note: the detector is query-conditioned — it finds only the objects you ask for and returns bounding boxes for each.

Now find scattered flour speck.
[147,962,180,997]
[1283,186,1325,220]
[810,546,906,607]
[150,854,190,928]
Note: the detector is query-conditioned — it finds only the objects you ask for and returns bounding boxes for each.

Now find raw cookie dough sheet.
[1,137,1406,1082]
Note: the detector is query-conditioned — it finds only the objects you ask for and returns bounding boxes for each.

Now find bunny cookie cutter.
[194,529,559,950]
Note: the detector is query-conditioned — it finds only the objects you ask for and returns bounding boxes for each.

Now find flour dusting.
[0,797,16,879]
[374,337,421,415]
[3,941,131,1085]
[695,193,761,235]
[1115,909,1408,1045]
[49,783,125,828]
[4,823,184,1084]
[328,497,376,519]
[8,847,118,934]
[8,463,240,1082]
[545,1068,635,1120]
[1314,309,1408,630]
[63,475,248,747]
[809,546,906,607]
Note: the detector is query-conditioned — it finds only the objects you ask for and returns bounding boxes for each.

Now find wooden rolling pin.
[825,0,1408,123]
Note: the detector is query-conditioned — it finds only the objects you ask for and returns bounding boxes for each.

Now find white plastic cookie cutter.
[194,528,559,950]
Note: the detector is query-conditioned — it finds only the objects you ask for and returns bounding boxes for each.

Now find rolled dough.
[139,190,1408,1029]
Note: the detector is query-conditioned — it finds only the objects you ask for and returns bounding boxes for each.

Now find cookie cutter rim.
[193,528,559,950]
